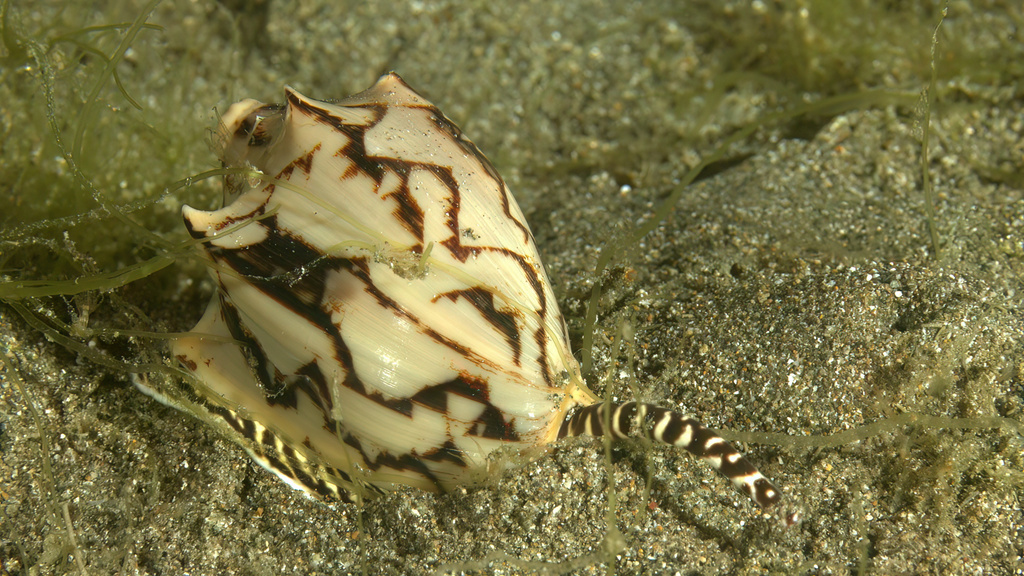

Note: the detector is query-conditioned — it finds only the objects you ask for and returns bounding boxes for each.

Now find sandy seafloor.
[1,1,1022,575]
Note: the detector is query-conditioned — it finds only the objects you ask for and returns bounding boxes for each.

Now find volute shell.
[171,73,593,496]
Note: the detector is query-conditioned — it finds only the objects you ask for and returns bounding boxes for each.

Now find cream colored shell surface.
[170,73,590,496]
